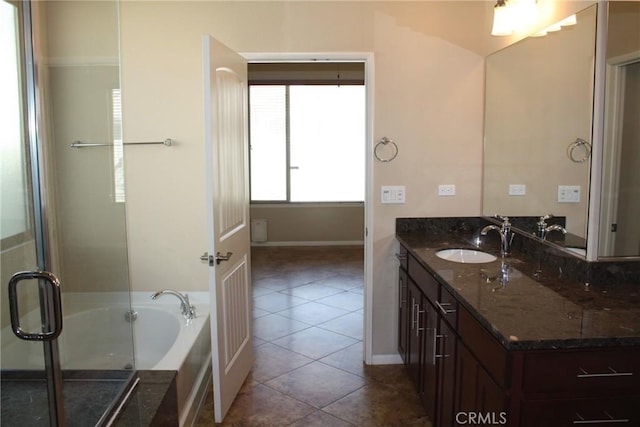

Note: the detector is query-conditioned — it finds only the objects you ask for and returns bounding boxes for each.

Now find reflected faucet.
[151,289,196,320]
[536,214,567,240]
[543,224,567,240]
[480,261,511,290]
[480,215,513,257]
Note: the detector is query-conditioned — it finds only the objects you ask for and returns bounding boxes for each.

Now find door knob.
[200,252,233,266]
[215,251,233,265]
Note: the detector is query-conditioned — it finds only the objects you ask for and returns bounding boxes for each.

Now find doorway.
[245,53,374,364]
[599,56,640,257]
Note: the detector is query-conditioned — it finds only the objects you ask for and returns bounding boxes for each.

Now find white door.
[203,35,253,422]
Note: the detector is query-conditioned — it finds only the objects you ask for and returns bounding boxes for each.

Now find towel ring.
[374,137,398,162]
[567,138,591,163]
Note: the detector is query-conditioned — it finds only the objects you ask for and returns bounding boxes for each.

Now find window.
[249,63,365,203]
[1,1,33,248]
[111,89,125,203]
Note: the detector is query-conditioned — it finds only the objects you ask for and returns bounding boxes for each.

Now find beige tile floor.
[195,246,431,426]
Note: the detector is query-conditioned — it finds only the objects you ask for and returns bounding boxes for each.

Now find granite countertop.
[397,230,640,351]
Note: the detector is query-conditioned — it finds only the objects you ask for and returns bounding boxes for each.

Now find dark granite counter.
[396,217,640,352]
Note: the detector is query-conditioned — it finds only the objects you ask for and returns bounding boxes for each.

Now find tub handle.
[8,270,63,341]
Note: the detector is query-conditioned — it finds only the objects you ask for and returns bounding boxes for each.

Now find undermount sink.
[435,248,497,264]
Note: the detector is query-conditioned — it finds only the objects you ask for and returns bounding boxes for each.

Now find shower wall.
[42,1,129,293]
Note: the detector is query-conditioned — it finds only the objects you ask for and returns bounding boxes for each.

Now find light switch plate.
[558,185,581,203]
[381,186,405,204]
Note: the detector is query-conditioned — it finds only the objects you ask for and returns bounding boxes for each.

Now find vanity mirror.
[596,1,640,258]
[484,2,640,261]
[483,4,597,253]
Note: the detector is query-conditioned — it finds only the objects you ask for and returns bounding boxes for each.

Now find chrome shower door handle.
[8,270,63,341]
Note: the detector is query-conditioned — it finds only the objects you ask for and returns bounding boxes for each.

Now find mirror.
[483,5,598,255]
[598,1,640,258]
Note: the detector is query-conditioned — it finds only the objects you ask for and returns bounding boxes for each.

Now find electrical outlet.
[509,184,526,196]
[438,184,456,196]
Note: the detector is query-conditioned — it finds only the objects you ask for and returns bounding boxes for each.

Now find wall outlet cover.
[509,184,526,196]
[438,184,456,196]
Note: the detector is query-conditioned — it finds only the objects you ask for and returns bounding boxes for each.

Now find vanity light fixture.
[559,14,577,26]
[491,0,513,36]
[532,14,578,37]
[492,0,540,37]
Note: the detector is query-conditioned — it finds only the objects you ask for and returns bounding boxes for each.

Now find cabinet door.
[455,342,479,416]
[421,299,438,418]
[407,279,423,388]
[398,268,409,363]
[455,343,507,423]
[437,318,457,427]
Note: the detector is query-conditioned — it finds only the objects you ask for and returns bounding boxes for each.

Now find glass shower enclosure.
[1,1,136,425]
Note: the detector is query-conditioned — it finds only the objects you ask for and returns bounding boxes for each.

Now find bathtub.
[130,292,212,427]
[0,291,212,426]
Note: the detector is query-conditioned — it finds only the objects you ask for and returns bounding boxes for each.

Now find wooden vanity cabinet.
[398,242,640,426]
[517,349,640,426]
[398,249,471,426]
[398,266,409,364]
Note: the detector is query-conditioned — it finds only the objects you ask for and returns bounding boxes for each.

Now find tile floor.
[195,246,430,426]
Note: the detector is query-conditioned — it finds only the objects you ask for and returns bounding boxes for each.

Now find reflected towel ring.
[374,137,398,162]
[567,138,591,163]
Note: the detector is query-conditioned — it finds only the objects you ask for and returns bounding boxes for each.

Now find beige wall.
[250,204,364,244]
[119,0,597,359]
[43,1,130,293]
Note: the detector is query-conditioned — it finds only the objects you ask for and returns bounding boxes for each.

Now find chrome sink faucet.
[537,214,567,240]
[151,289,196,320]
[480,215,513,257]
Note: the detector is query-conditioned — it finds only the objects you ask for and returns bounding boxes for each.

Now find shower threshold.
[1,369,136,426]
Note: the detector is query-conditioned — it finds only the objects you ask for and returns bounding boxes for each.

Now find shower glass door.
[1,1,136,425]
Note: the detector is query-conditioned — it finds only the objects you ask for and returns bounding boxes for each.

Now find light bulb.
[492,1,513,36]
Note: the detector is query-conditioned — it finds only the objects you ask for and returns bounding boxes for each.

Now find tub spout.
[151,290,196,320]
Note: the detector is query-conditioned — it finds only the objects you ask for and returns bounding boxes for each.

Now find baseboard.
[369,353,404,365]
[251,240,364,247]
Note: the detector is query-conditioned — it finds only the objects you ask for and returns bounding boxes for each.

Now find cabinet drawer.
[521,395,640,427]
[523,349,640,394]
[408,254,438,302]
[436,285,458,330]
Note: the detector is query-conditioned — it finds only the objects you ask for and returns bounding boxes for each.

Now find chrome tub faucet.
[151,289,196,320]
[480,215,514,257]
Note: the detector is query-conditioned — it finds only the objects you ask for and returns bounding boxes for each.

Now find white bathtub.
[0,291,212,426]
[130,292,212,427]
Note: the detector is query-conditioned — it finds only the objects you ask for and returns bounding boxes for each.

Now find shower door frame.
[6,0,66,424]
